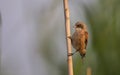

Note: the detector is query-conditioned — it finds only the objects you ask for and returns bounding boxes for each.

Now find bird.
[69,21,88,59]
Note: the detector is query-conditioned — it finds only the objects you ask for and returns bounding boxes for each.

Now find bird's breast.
[71,30,85,50]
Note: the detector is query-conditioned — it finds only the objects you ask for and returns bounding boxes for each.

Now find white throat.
[75,28,82,31]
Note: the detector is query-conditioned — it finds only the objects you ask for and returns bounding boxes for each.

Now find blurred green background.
[1,0,120,75]
[83,0,120,75]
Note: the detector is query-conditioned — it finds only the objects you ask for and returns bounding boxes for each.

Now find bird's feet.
[68,51,78,56]
[67,36,71,39]
[68,53,73,56]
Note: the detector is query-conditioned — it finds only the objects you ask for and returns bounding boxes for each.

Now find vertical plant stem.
[87,67,92,75]
[63,0,74,75]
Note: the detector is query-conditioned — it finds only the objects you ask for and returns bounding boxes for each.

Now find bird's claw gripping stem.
[68,53,73,56]
[67,36,71,39]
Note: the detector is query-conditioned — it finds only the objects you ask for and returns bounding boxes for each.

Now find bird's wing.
[85,31,88,49]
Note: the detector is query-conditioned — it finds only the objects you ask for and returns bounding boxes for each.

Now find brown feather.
[85,31,88,49]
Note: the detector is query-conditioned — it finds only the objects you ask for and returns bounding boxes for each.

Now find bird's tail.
[80,49,86,63]
[81,57,85,64]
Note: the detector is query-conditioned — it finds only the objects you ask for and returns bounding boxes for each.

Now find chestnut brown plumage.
[71,21,88,59]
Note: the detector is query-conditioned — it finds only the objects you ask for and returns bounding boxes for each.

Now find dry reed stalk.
[63,0,74,75]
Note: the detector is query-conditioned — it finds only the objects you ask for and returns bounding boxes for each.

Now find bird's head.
[74,21,86,31]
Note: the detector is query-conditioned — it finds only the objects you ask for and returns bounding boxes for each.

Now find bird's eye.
[77,24,81,28]
[76,24,84,29]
